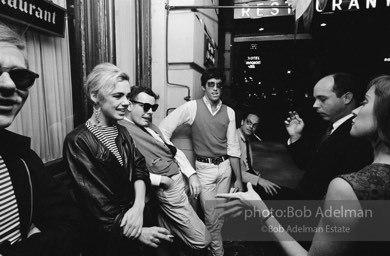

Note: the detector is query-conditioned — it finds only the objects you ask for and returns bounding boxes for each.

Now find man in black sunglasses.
[120,86,211,255]
[0,23,84,255]
[159,67,243,256]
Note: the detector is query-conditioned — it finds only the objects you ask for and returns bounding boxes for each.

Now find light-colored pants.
[156,172,211,249]
[196,159,232,256]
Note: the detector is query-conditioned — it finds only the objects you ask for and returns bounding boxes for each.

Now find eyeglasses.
[206,81,223,89]
[131,100,159,112]
[245,119,259,129]
[0,67,39,91]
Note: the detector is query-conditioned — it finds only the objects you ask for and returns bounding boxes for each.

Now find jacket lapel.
[0,130,32,238]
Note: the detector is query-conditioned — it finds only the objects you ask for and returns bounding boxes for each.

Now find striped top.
[0,155,22,244]
[86,120,123,166]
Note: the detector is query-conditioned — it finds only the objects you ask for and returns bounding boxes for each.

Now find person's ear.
[241,119,244,127]
[127,101,134,111]
[201,86,206,92]
[343,92,353,104]
[90,93,98,105]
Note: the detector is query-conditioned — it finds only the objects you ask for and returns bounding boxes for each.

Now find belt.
[196,155,229,165]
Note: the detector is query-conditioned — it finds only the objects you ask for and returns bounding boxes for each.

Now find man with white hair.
[0,22,84,255]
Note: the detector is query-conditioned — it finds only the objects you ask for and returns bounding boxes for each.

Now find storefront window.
[6,0,73,163]
[115,0,137,87]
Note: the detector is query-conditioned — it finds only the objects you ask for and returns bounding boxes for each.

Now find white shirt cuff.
[150,173,162,186]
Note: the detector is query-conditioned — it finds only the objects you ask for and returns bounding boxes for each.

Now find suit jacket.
[0,129,84,256]
[288,117,373,199]
[236,128,260,185]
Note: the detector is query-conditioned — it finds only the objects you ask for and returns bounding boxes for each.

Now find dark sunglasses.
[245,119,259,129]
[0,67,39,90]
[131,100,159,112]
[206,81,223,89]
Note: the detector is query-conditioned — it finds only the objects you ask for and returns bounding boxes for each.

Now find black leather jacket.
[63,124,150,245]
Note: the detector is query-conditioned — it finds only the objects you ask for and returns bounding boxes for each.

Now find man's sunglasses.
[206,81,223,89]
[0,68,39,90]
[130,100,159,112]
[245,119,259,129]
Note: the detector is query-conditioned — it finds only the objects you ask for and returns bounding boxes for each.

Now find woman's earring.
[94,104,101,125]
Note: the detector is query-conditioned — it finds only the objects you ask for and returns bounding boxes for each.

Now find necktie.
[0,155,22,244]
[319,123,333,146]
[245,140,254,174]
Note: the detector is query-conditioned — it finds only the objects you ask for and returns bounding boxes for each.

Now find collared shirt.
[237,129,260,185]
[123,117,196,186]
[159,96,241,158]
[203,96,222,116]
[330,113,353,134]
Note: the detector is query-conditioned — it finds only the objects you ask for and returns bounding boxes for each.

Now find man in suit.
[237,112,280,195]
[119,86,210,255]
[285,73,373,199]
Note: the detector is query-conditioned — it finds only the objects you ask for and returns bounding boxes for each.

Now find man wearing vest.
[160,68,243,256]
[0,23,84,255]
[119,86,211,255]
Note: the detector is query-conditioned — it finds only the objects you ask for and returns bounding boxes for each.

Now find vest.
[120,121,180,177]
[191,99,229,157]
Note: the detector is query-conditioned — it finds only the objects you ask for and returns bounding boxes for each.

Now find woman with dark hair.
[63,63,172,256]
[217,75,390,256]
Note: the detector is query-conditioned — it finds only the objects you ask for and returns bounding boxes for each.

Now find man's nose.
[312,99,319,108]
[0,72,17,92]
[146,107,154,114]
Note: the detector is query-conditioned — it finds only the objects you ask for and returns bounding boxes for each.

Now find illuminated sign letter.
[271,2,280,16]
[19,1,28,13]
[256,3,264,17]
[366,0,376,8]
[348,0,360,10]
[241,8,250,17]
[387,0,390,7]
[316,0,324,12]
[7,0,17,9]
[35,7,43,19]
[332,0,342,11]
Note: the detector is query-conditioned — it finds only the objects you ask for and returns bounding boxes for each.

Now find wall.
[115,0,137,87]
[151,0,220,164]
[151,0,219,125]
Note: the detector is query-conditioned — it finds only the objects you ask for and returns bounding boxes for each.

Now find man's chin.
[0,117,14,129]
[318,114,329,121]
[140,120,150,127]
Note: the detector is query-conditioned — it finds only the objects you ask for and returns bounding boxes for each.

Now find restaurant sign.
[234,0,293,19]
[316,0,390,12]
[0,0,66,37]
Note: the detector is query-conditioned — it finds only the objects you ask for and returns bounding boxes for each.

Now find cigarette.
[253,133,262,142]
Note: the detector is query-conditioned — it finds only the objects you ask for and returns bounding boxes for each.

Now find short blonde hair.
[84,63,130,103]
[0,22,27,67]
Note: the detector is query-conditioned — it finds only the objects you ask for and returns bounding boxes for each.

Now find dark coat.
[0,129,84,256]
[288,117,373,199]
[63,124,150,256]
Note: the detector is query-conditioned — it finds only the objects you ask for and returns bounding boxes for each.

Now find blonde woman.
[63,63,172,256]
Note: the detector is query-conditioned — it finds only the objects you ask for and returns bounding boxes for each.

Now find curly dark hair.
[200,67,225,87]
[128,86,159,101]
